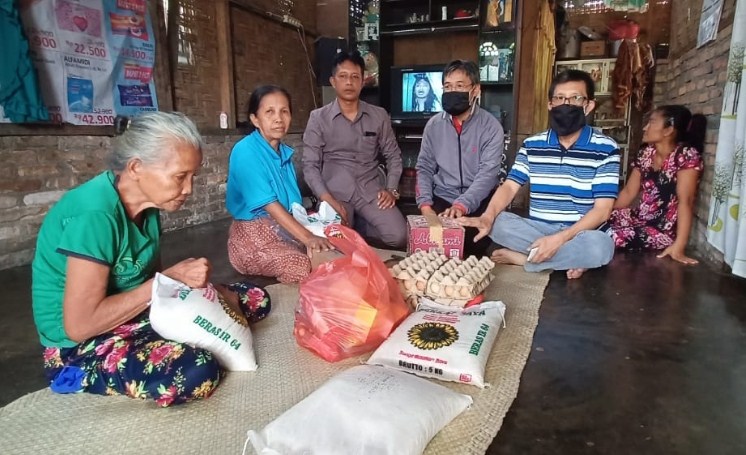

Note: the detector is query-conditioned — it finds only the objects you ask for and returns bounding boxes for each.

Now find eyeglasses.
[550,95,587,106]
[335,73,362,83]
[443,83,473,92]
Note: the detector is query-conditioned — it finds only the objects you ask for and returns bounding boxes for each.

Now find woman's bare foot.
[490,248,528,266]
[566,268,587,279]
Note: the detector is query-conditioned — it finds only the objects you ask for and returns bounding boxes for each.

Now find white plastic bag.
[150,273,257,371]
[367,300,506,388]
[291,201,341,237]
[247,365,472,455]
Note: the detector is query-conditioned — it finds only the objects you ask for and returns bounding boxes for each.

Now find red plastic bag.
[294,225,411,362]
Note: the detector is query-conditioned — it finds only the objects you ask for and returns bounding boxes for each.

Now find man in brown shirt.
[303,51,407,248]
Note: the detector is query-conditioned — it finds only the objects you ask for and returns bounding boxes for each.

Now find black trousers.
[431,194,495,258]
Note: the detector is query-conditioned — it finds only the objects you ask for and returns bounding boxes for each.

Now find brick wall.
[0,0,321,270]
[0,132,307,270]
[652,60,669,108]
[170,1,318,129]
[171,0,222,128]
[231,6,318,131]
[660,0,736,265]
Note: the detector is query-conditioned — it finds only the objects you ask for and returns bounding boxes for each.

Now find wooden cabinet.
[379,0,479,33]
[373,2,520,138]
[556,58,616,95]
[365,0,521,201]
[478,0,520,145]
[349,0,383,105]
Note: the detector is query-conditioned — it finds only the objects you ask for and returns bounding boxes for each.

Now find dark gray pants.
[341,191,407,249]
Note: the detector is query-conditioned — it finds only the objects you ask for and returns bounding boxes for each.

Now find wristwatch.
[388,188,401,200]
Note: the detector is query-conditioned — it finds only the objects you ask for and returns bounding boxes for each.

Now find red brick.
[17,165,59,178]
[0,179,42,192]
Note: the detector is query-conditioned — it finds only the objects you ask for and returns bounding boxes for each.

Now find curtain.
[532,0,556,133]
[706,0,746,277]
[0,0,48,122]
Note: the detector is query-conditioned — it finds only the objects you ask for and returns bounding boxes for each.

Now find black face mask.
[549,104,587,136]
[442,91,471,116]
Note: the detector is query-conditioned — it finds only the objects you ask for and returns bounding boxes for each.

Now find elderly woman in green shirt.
[32,112,269,406]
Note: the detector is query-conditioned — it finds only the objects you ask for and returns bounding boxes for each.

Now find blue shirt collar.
[249,130,294,165]
[547,124,593,148]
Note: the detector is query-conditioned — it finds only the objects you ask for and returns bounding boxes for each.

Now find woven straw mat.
[0,250,549,455]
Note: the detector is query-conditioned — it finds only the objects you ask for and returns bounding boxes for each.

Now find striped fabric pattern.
[508,125,620,224]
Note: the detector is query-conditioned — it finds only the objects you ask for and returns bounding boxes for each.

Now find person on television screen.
[415,59,504,256]
[303,51,406,248]
[411,74,441,113]
[459,69,620,279]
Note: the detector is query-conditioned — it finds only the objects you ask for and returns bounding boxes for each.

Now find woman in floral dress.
[610,105,706,264]
[33,112,270,407]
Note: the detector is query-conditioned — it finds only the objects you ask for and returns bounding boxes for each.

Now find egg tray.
[390,251,495,304]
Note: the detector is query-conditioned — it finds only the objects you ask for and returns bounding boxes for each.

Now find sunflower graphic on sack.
[367,300,506,388]
[407,322,459,350]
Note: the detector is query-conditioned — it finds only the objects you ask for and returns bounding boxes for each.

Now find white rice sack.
[150,273,257,371]
[247,365,472,455]
[367,300,505,388]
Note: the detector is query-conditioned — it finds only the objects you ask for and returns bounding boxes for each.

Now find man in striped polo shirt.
[460,69,620,279]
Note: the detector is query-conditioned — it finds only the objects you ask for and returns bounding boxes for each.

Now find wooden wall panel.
[392,32,478,66]
[316,0,348,38]
[232,0,317,31]
[171,0,222,127]
[231,5,318,132]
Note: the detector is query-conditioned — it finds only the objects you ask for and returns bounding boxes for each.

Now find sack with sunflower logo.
[294,225,411,362]
[150,273,257,371]
[367,299,506,387]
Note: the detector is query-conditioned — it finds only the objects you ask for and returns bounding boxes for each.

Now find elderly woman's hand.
[163,257,212,288]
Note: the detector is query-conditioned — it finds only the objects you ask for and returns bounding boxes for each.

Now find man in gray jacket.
[416,60,504,256]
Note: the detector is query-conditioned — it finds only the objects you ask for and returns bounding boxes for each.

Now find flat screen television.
[390,64,446,123]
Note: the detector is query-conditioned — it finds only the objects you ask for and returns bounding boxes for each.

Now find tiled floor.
[2,217,745,454]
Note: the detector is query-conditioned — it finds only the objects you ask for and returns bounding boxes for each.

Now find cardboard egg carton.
[390,250,448,297]
[425,256,495,300]
[390,253,495,305]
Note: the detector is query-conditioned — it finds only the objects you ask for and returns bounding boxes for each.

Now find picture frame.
[364,22,379,41]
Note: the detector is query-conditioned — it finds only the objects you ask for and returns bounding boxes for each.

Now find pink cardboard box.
[406,215,465,259]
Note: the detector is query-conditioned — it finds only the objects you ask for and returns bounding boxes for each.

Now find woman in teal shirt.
[32,112,269,406]
[226,85,332,282]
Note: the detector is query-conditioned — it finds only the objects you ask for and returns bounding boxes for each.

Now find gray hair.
[442,59,480,86]
[109,112,203,171]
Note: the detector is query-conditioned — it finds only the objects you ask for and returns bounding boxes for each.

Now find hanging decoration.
[0,0,49,123]
[611,39,654,112]
[697,0,725,48]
